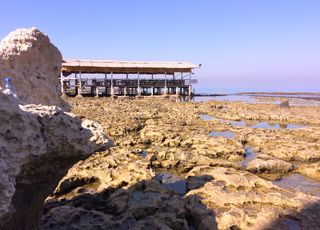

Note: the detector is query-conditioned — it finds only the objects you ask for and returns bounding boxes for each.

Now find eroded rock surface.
[0,27,63,107]
[246,154,294,179]
[298,162,320,182]
[186,166,320,229]
[42,97,320,229]
[0,92,110,230]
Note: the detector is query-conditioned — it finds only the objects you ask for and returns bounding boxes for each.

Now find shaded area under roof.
[61,59,201,76]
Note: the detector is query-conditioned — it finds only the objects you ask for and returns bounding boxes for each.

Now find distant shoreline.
[193,92,320,101]
[237,92,320,96]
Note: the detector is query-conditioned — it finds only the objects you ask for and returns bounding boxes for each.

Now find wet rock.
[0,92,110,230]
[280,100,290,108]
[54,96,320,229]
[52,148,154,197]
[244,129,320,162]
[183,134,245,161]
[44,176,190,229]
[185,166,320,229]
[246,154,294,179]
[0,27,63,107]
[298,162,320,181]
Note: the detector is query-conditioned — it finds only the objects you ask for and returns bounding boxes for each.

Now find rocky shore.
[43,96,320,229]
[1,27,319,230]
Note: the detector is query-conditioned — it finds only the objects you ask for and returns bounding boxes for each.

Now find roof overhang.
[61,59,201,76]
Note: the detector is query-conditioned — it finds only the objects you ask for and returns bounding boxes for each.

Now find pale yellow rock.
[298,162,320,181]
[0,27,63,106]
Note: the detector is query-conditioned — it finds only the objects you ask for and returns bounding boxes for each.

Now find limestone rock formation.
[185,166,320,229]
[0,92,111,230]
[45,96,320,229]
[0,27,63,106]
[42,147,190,229]
[246,154,294,179]
[298,162,320,181]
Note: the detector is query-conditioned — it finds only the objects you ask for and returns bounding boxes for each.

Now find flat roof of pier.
[61,59,201,75]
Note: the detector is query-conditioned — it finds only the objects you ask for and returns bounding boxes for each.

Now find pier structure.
[60,59,200,97]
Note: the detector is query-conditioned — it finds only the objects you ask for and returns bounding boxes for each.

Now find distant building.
[60,59,200,97]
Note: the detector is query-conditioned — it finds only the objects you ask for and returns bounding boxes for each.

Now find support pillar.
[164,73,168,95]
[151,87,154,96]
[104,73,108,96]
[176,87,179,95]
[189,72,192,96]
[60,74,65,94]
[111,72,114,96]
[124,73,128,96]
[77,73,82,96]
[137,73,141,95]
[96,87,99,97]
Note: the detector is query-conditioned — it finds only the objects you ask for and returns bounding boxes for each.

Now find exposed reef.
[43,97,320,229]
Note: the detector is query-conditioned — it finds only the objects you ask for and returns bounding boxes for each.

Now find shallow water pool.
[239,146,257,167]
[250,122,305,129]
[209,131,236,139]
[198,114,214,121]
[272,173,320,197]
[199,114,305,130]
[155,172,186,195]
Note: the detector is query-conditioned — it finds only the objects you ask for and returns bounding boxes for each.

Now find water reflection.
[155,172,186,195]
[199,114,305,130]
[272,173,320,197]
[198,114,214,121]
[250,122,305,130]
[193,94,320,106]
[209,131,236,139]
[239,146,257,167]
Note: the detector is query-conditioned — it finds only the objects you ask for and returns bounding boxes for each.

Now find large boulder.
[0,27,63,106]
[0,92,111,230]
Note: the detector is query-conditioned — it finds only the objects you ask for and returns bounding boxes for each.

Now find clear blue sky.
[1,0,320,93]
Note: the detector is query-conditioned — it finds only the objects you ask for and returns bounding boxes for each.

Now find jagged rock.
[52,148,154,197]
[185,166,320,229]
[0,27,63,107]
[49,96,320,229]
[0,92,111,230]
[246,154,294,179]
[43,162,189,229]
[298,162,320,181]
